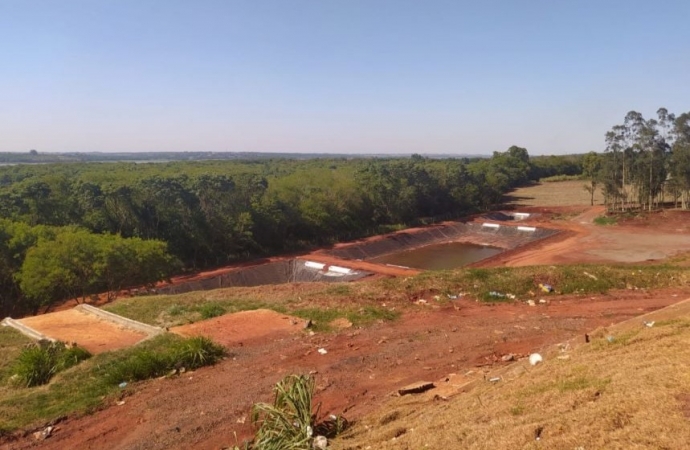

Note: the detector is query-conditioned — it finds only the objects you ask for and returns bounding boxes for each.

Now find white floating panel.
[329,265,353,274]
[517,226,536,232]
[482,223,500,229]
[304,261,325,270]
[323,271,346,277]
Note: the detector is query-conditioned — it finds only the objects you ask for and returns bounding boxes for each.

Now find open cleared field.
[505,180,604,207]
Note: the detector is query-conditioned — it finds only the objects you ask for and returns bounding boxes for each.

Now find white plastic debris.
[317,348,328,355]
[529,353,543,366]
[313,435,328,449]
[643,321,655,328]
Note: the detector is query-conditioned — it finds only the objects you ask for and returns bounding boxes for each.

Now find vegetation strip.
[0,334,225,433]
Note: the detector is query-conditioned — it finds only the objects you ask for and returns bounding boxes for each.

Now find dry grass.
[333,299,690,450]
[505,180,604,207]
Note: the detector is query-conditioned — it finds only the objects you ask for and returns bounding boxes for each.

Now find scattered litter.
[317,348,328,355]
[526,300,536,307]
[33,426,53,441]
[118,382,128,388]
[529,353,543,366]
[313,435,328,450]
[489,291,506,298]
[116,400,126,406]
[236,416,246,424]
[398,381,435,396]
[538,299,548,304]
[583,271,598,280]
[488,377,501,383]
[506,293,516,300]
[501,354,515,362]
[538,283,554,293]
[606,336,615,343]
[304,319,313,329]
[447,294,458,300]
[415,299,428,305]
[643,321,655,328]
[534,426,544,441]
[433,295,441,301]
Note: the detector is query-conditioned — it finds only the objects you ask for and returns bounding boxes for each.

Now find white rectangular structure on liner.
[329,265,353,274]
[517,226,536,232]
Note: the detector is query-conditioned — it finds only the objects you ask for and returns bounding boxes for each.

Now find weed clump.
[197,303,226,319]
[12,341,91,388]
[104,336,225,384]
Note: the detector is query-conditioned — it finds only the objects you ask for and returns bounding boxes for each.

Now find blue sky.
[0,1,688,155]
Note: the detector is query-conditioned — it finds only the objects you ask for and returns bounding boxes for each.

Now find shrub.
[12,342,92,388]
[170,336,226,370]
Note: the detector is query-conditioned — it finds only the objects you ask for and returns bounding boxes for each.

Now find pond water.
[369,242,502,270]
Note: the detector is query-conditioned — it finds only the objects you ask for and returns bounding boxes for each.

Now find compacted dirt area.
[17,309,148,354]
[477,206,690,267]
[172,309,306,347]
[4,288,690,450]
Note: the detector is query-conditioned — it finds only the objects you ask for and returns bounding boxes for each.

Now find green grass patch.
[292,306,400,332]
[402,263,689,302]
[324,284,352,296]
[540,174,582,182]
[104,295,279,327]
[593,215,618,226]
[592,329,642,350]
[197,303,227,319]
[0,327,32,383]
[556,375,610,393]
[104,335,225,384]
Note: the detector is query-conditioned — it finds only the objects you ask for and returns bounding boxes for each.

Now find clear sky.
[1,1,688,155]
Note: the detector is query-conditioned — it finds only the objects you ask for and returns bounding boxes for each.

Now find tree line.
[586,108,690,211]
[0,148,582,317]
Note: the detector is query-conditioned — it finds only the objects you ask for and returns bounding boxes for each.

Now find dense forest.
[0,147,582,317]
[586,108,690,211]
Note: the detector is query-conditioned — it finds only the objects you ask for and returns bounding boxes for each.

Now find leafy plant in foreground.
[251,374,320,450]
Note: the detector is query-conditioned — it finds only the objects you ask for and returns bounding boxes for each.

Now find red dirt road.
[4,289,690,450]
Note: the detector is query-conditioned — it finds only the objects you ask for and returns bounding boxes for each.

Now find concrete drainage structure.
[2,305,164,353]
